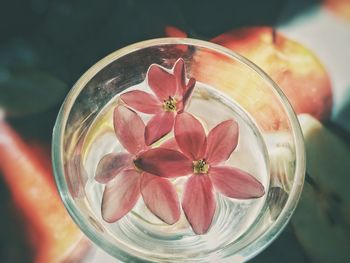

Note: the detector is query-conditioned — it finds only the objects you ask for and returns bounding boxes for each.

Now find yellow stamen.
[193,159,209,174]
[163,96,177,112]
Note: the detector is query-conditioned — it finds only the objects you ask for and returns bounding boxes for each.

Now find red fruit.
[165,26,332,130]
[211,27,333,121]
[324,0,350,21]
[164,26,188,38]
[0,120,90,263]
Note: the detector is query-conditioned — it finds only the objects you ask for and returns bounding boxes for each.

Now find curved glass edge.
[52,37,306,262]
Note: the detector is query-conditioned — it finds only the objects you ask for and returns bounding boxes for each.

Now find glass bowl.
[52,38,305,262]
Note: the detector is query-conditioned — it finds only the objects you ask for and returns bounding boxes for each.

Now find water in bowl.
[80,80,270,258]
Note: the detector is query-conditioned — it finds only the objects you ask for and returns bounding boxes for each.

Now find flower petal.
[101,169,140,223]
[114,105,147,155]
[174,112,207,160]
[145,112,175,146]
[66,155,87,198]
[174,58,186,95]
[148,64,176,100]
[135,148,192,178]
[95,153,133,184]
[160,137,180,151]
[121,90,162,114]
[206,120,239,164]
[182,175,216,235]
[141,172,181,224]
[182,77,196,109]
[210,166,265,199]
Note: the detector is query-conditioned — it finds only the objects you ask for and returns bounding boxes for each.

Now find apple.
[324,0,350,21]
[292,114,350,263]
[0,121,91,263]
[211,27,332,120]
[164,26,188,38]
[165,26,332,131]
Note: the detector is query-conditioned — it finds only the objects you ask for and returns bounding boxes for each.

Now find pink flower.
[121,58,196,145]
[95,105,181,225]
[136,112,265,234]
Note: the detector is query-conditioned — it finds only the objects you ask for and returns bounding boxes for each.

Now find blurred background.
[0,0,349,262]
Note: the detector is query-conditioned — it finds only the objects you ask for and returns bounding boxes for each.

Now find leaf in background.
[28,35,72,83]
[0,38,38,69]
[0,68,68,116]
[0,36,71,84]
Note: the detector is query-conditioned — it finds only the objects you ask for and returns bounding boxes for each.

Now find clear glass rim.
[52,37,306,262]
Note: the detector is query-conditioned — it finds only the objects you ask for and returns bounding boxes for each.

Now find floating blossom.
[121,58,196,145]
[95,105,181,225]
[136,112,265,234]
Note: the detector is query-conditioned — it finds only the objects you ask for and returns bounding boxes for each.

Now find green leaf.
[0,68,68,116]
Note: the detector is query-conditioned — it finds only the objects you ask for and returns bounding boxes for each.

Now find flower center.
[193,159,209,174]
[163,96,177,112]
[133,158,143,172]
